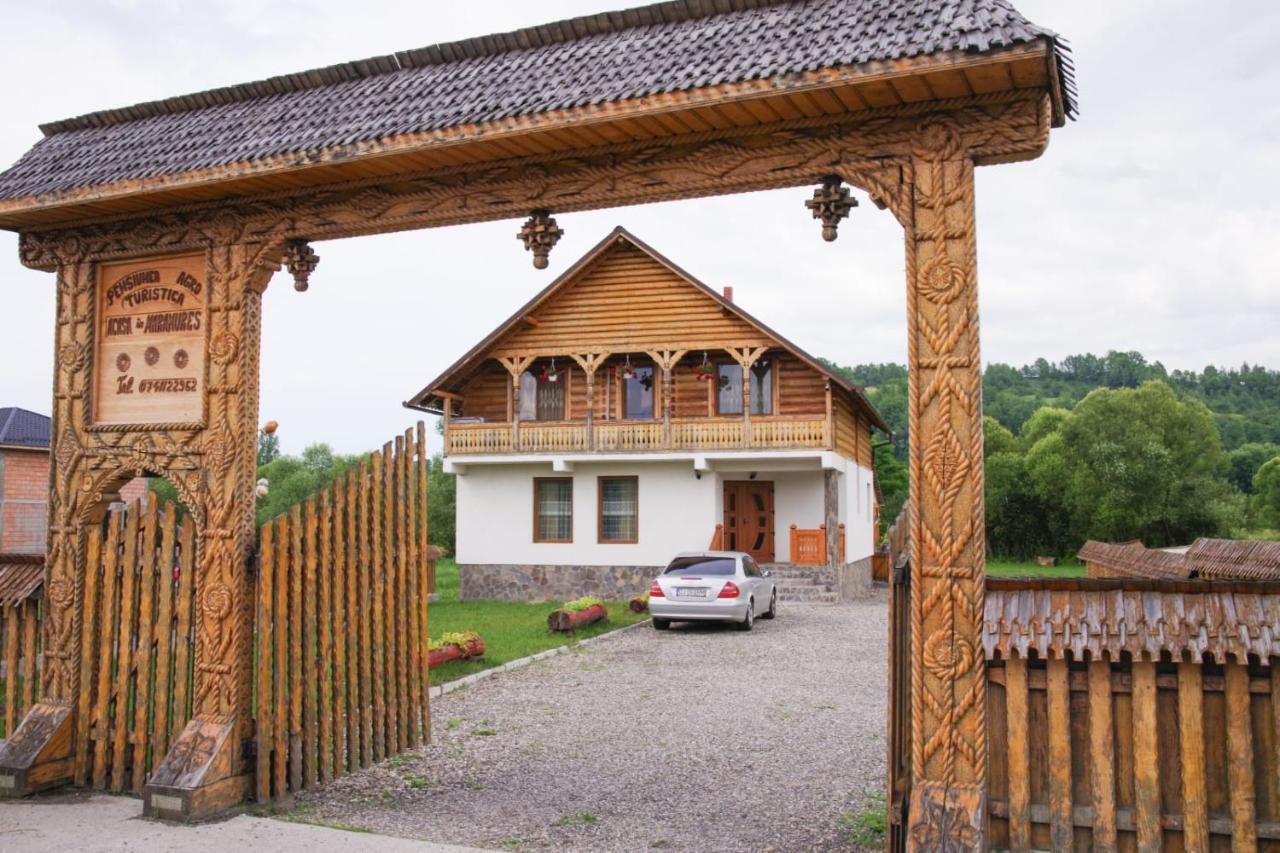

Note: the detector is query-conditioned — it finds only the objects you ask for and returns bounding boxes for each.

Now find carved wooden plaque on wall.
[93,253,208,427]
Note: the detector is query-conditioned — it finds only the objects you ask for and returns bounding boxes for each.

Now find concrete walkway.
[0,791,485,852]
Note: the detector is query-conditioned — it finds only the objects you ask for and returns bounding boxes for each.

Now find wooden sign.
[94,253,207,427]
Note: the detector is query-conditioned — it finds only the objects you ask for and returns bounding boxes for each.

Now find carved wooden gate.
[0,2,1076,838]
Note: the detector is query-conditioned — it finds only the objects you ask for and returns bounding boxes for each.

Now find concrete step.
[777,586,839,604]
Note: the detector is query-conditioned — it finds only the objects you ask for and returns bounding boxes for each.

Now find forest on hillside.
[825,352,1280,558]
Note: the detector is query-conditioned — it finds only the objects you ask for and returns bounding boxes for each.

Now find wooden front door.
[722,481,775,562]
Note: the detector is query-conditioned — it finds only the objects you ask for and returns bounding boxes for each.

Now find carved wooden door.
[722,481,774,563]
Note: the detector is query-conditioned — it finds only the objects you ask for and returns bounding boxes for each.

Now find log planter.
[547,603,607,633]
[428,637,485,669]
[628,595,649,613]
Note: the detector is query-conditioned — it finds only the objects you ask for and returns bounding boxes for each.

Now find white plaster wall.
[455,461,718,566]
[838,458,877,561]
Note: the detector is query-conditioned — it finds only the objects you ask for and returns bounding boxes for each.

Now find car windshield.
[665,557,736,576]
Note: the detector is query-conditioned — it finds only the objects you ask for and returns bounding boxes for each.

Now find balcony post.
[646,350,686,450]
[730,346,767,449]
[824,379,835,450]
[569,353,609,452]
[498,355,536,453]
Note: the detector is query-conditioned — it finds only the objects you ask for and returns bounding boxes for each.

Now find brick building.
[0,407,51,554]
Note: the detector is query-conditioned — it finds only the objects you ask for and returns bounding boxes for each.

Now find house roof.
[0,555,44,606]
[404,226,891,434]
[0,0,1073,211]
[984,576,1280,664]
[0,407,50,450]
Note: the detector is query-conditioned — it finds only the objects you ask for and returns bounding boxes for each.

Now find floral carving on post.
[905,115,988,849]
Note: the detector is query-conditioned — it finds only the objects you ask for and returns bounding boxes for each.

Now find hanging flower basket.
[693,353,716,382]
[538,359,561,383]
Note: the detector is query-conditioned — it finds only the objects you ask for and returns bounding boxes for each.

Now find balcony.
[444,414,830,456]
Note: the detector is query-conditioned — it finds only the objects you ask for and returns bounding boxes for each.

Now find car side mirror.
[762,570,773,578]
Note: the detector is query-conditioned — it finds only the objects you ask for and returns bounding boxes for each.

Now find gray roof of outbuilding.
[0,408,51,449]
[0,0,1073,202]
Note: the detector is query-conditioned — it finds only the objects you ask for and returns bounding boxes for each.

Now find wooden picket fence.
[984,577,1280,851]
[77,500,200,792]
[253,423,431,802]
[1,597,42,738]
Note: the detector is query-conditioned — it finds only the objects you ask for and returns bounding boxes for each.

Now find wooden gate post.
[902,118,988,849]
[142,241,281,820]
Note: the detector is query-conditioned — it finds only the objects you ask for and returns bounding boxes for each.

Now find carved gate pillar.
[143,241,279,820]
[903,120,988,849]
[0,234,280,821]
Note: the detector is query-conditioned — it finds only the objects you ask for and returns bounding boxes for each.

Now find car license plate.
[675,587,706,599]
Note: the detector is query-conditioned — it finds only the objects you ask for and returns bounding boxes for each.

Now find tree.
[257,431,280,466]
[985,450,1067,558]
[873,443,908,527]
[983,416,1017,457]
[1025,381,1232,547]
[1254,457,1280,528]
[426,454,456,555]
[1019,406,1071,451]
[1228,443,1280,494]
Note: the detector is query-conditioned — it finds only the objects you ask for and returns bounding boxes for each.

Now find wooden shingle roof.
[0,0,1073,205]
[984,577,1280,664]
[1186,538,1280,582]
[0,555,44,607]
[1077,540,1193,581]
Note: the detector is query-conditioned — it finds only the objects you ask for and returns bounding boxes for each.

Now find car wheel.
[762,589,777,619]
[736,600,754,631]
[653,618,671,630]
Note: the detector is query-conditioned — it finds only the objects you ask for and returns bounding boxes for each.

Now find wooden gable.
[488,235,773,359]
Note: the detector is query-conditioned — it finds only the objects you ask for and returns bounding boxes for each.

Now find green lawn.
[427,559,648,685]
[986,559,1086,578]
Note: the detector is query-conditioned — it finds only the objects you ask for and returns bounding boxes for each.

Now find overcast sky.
[1,1,1277,456]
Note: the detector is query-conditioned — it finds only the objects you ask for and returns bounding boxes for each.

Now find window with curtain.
[519,369,565,421]
[717,363,743,414]
[717,361,772,414]
[621,364,654,419]
[533,478,572,542]
[598,477,638,543]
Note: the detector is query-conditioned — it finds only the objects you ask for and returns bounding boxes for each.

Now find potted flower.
[539,359,560,383]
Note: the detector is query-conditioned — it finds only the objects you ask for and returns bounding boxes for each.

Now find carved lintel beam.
[805,175,858,242]
[517,211,563,270]
[282,239,319,291]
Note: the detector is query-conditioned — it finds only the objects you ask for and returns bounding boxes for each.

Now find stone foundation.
[836,556,874,600]
[458,564,658,602]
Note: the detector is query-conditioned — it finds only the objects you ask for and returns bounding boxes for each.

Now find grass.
[837,790,887,849]
[428,559,648,686]
[986,559,1086,578]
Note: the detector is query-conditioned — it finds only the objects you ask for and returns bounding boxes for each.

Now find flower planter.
[428,637,485,668]
[628,596,648,613]
[547,603,608,632]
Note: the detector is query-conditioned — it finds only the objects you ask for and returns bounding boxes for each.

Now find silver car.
[649,551,777,631]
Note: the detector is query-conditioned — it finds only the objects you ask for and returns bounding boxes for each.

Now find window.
[717,360,773,415]
[621,364,654,419]
[533,478,572,542]
[598,476,638,543]
[717,364,743,414]
[743,556,761,577]
[519,368,565,421]
[664,556,736,575]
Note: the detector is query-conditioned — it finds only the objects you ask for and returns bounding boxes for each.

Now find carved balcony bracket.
[805,176,858,242]
[517,210,564,270]
[283,239,320,291]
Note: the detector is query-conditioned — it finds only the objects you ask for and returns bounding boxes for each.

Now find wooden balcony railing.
[445,414,830,455]
[790,524,846,566]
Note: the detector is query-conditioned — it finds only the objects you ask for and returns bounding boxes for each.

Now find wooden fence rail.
[253,423,430,802]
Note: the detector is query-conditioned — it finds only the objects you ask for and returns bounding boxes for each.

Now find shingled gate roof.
[0,407,51,449]
[0,555,44,607]
[1077,540,1194,581]
[405,225,891,434]
[0,0,1074,206]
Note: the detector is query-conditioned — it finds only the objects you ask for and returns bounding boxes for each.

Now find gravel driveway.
[287,595,889,851]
